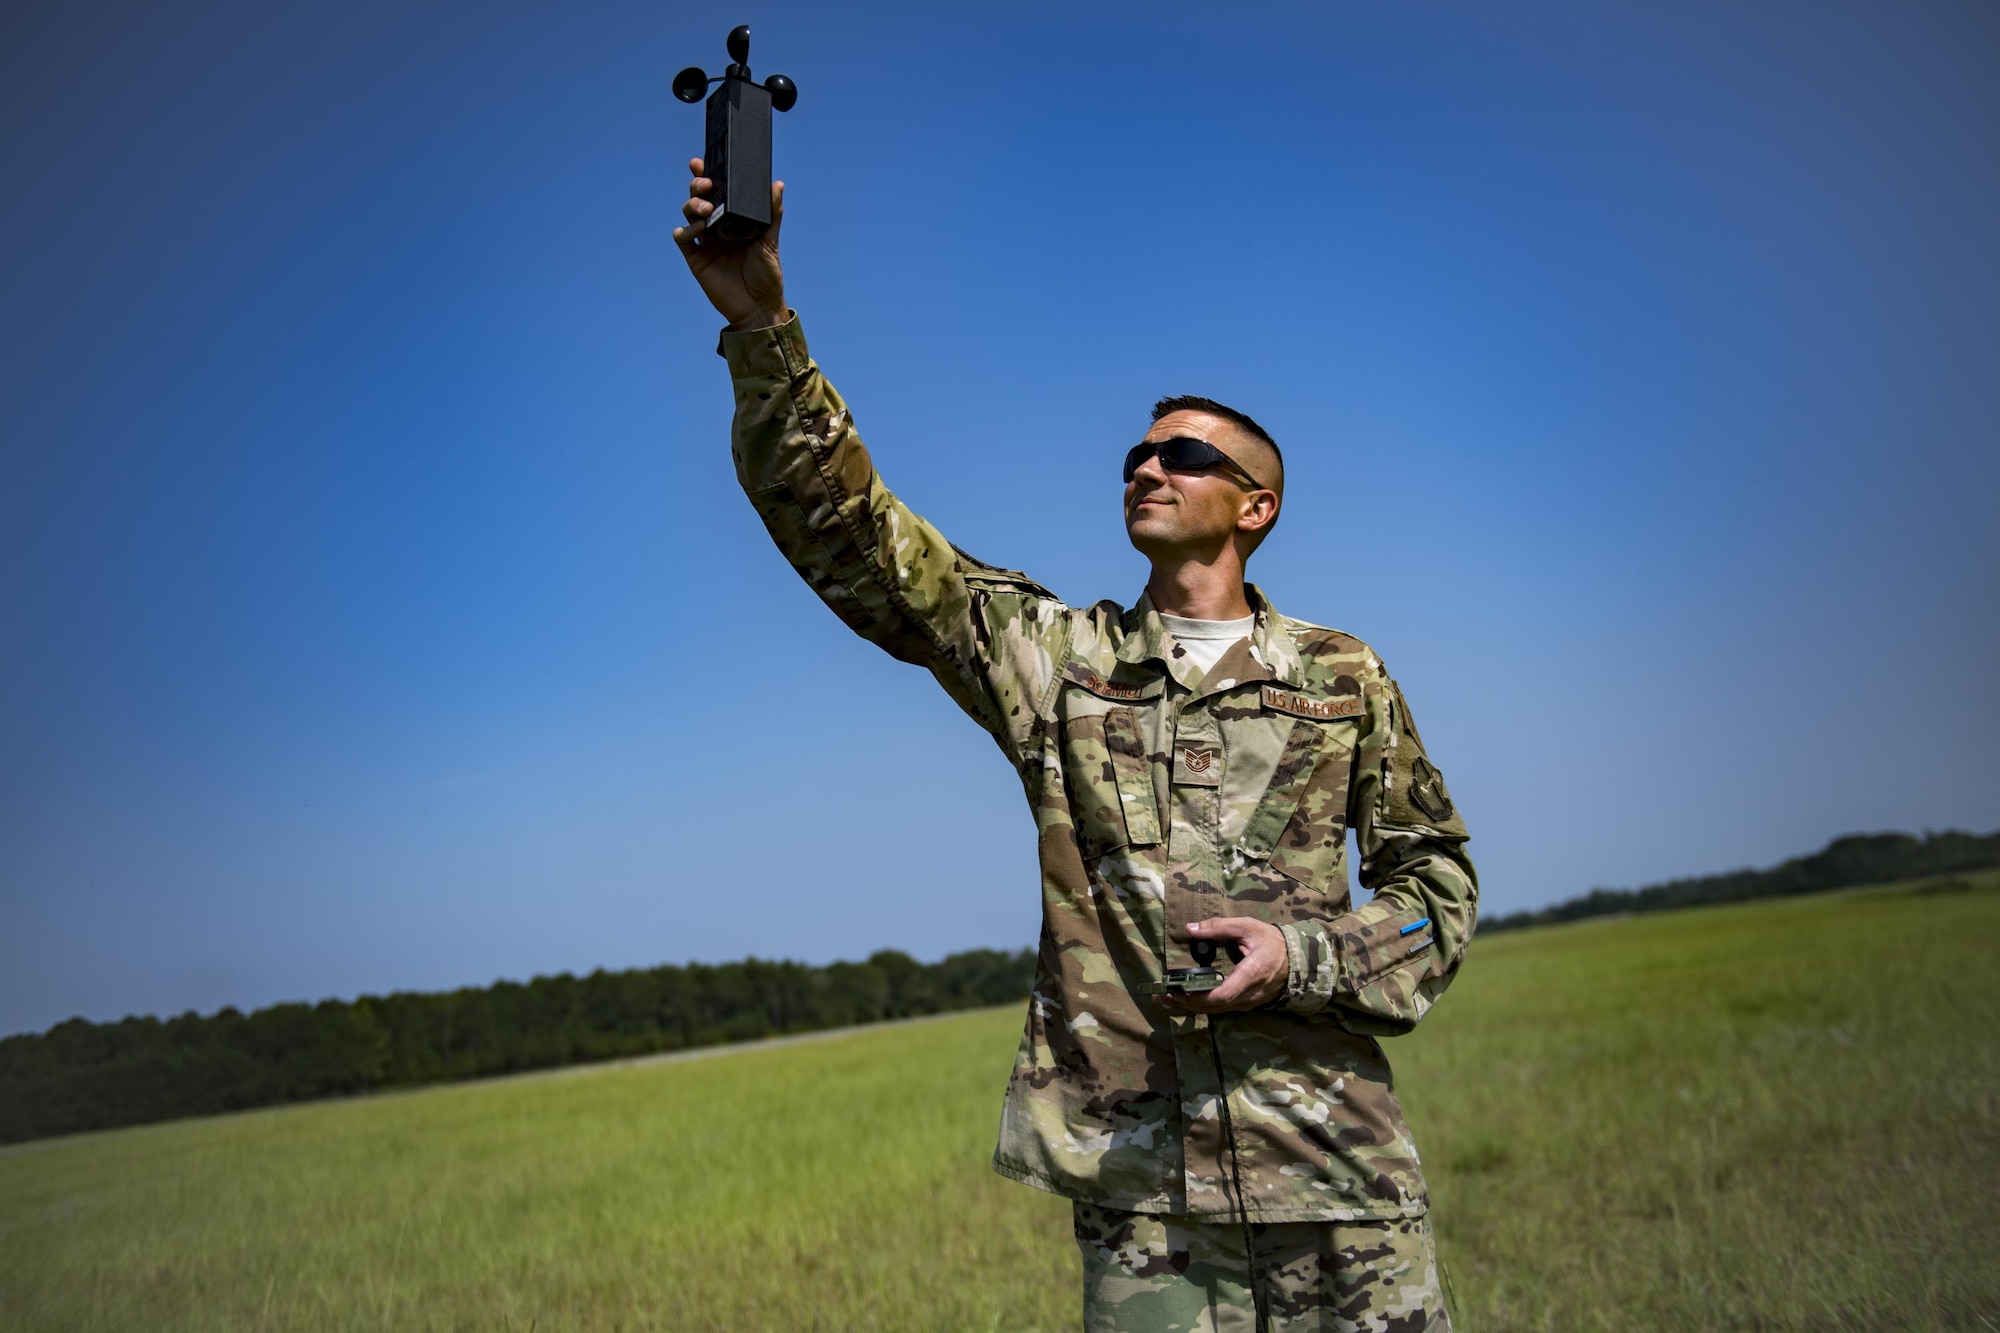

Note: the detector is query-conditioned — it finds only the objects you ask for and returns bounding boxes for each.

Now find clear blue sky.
[3,1,1995,1038]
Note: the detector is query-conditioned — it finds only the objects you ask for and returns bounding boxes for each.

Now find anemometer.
[673,26,797,244]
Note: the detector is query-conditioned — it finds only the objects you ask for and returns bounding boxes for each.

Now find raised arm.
[673,162,1067,757]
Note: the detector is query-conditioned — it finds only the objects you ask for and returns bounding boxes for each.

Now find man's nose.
[1130,447,1168,485]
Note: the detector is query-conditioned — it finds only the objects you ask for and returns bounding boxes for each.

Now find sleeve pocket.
[1334,899,1439,992]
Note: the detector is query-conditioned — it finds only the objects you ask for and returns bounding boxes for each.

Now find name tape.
[1067,666,1155,700]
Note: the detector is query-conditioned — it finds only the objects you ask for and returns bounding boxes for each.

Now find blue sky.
[3,0,1995,1037]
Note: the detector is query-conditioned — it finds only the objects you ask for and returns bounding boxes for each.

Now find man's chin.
[1125,521,1178,560]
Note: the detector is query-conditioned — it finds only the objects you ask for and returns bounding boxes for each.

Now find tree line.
[0,947,1033,1145]
[11,828,1994,1146]
[1481,828,2000,934]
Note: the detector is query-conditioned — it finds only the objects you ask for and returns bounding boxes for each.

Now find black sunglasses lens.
[1124,437,1227,482]
[1159,438,1222,470]
[1122,443,1151,483]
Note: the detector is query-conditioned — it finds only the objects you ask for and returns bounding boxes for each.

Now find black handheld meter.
[672,26,797,245]
[1144,935,1241,995]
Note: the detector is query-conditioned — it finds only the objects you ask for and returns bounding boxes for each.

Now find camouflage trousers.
[1073,1201,1451,1333]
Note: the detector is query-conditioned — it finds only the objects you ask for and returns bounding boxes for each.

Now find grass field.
[3,873,1996,1331]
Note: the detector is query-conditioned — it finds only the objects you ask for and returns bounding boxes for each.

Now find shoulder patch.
[1262,685,1363,721]
[1408,756,1455,822]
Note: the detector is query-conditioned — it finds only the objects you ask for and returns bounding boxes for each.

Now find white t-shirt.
[1159,612,1256,676]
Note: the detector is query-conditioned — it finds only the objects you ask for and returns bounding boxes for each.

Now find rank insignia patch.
[1173,744,1223,787]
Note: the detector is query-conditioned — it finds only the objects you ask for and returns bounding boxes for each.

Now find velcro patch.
[1261,686,1362,721]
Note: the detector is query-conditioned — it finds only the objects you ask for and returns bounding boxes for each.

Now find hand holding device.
[1163,917,1289,1011]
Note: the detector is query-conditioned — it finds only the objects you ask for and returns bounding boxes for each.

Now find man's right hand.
[672,157,787,332]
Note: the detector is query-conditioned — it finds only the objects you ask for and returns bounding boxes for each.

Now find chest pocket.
[1236,715,1358,890]
[1059,676,1164,860]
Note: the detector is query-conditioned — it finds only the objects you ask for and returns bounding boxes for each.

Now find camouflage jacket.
[722,315,1478,1223]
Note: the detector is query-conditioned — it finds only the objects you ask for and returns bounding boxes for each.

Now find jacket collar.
[1114,584,1306,694]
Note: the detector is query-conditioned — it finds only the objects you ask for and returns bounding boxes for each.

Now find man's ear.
[1237,490,1280,535]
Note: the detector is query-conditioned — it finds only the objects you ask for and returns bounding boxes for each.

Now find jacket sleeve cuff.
[1279,921,1337,1016]
[716,310,807,380]
[1281,897,1440,1018]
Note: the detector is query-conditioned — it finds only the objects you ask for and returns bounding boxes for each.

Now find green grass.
[1410,871,2000,1331]
[3,874,1996,1331]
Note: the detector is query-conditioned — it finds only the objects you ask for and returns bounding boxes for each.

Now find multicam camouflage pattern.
[723,316,1478,1224]
[1073,1200,1449,1332]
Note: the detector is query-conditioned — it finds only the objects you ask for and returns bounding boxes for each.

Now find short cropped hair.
[1150,395,1284,492]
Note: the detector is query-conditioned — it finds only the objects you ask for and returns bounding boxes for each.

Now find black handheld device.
[1144,935,1242,995]
[672,25,797,245]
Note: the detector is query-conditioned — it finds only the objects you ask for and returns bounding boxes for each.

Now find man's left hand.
[1166,917,1289,1012]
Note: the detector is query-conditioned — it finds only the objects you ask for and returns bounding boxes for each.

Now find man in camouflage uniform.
[675,168,1476,1332]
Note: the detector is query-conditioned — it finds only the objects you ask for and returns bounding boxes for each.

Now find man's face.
[1123,411,1275,561]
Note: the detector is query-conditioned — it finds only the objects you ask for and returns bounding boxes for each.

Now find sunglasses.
[1122,437,1265,488]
